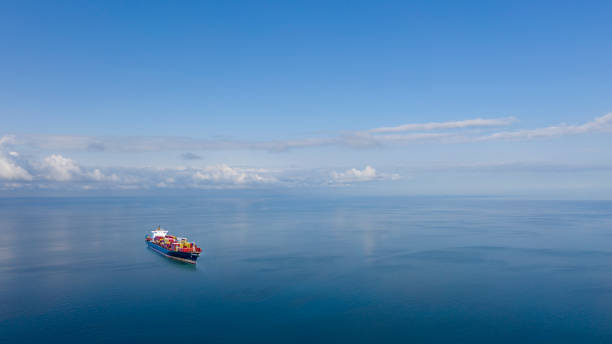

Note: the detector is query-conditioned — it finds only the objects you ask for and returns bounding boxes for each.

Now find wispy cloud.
[373,132,454,142]
[1,113,610,155]
[477,113,612,141]
[4,135,339,153]
[180,152,202,160]
[369,117,517,133]
[410,161,612,173]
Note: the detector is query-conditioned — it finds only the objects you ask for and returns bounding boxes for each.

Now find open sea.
[1,196,612,343]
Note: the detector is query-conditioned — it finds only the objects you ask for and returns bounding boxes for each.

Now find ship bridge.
[151,226,168,238]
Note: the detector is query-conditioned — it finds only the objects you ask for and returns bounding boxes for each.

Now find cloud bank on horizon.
[1,113,612,193]
[0,150,396,191]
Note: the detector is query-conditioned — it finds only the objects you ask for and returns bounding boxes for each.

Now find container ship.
[145,226,202,264]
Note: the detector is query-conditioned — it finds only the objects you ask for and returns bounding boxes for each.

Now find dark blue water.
[2,196,612,343]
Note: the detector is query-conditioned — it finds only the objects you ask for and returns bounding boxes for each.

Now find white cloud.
[330,165,378,183]
[370,117,516,133]
[34,154,119,183]
[41,154,82,181]
[478,113,612,141]
[192,164,274,185]
[0,153,32,181]
[330,166,401,184]
[86,168,120,182]
[0,135,16,146]
[156,177,175,188]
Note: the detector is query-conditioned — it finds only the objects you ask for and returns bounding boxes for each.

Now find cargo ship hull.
[146,241,199,264]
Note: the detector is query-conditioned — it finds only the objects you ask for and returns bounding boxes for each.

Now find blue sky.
[1,1,612,197]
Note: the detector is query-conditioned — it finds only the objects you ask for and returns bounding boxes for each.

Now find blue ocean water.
[1,196,612,343]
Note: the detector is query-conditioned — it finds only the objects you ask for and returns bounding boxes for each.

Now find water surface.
[1,196,612,342]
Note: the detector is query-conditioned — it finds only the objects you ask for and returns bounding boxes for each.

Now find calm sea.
[1,196,612,343]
